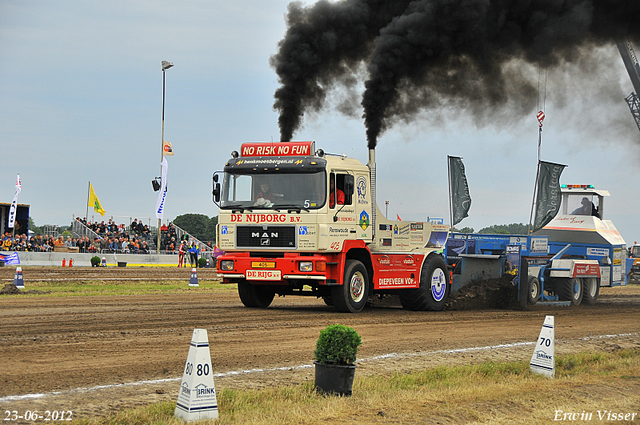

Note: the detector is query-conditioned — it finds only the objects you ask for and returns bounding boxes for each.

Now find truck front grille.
[236,226,296,249]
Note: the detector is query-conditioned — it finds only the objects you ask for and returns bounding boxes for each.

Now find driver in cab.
[255,181,273,206]
[571,197,600,218]
[329,175,344,208]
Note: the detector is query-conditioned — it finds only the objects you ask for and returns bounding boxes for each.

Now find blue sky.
[1,1,639,245]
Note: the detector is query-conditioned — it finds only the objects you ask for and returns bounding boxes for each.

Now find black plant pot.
[314,361,356,396]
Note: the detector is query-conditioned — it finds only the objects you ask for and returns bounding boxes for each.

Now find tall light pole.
[158,60,173,254]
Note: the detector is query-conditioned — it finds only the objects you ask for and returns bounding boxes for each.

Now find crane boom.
[616,40,640,133]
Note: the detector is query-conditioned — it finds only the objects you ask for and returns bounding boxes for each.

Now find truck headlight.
[299,261,313,272]
[220,260,234,271]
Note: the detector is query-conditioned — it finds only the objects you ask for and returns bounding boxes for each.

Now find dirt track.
[0,267,639,420]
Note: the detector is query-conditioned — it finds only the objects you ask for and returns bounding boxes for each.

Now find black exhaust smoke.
[271,0,640,148]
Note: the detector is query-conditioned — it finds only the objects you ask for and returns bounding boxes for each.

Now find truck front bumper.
[217,252,337,284]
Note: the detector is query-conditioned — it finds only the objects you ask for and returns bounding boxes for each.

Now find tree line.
[455,223,529,235]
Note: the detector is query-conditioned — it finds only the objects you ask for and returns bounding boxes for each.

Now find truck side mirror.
[212,173,221,203]
[344,175,354,204]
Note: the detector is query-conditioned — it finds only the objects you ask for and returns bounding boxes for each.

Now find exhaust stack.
[368,148,376,240]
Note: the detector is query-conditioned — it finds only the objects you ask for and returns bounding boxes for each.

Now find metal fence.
[71,215,214,258]
[71,218,101,240]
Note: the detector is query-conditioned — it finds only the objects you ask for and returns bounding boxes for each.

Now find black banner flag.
[448,156,472,226]
[532,161,566,233]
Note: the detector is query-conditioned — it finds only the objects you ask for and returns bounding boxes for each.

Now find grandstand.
[70,216,213,256]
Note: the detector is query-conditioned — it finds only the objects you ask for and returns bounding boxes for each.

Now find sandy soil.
[0,267,639,421]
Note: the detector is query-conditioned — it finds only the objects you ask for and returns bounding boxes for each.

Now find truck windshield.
[564,194,600,218]
[220,171,326,210]
[632,246,640,258]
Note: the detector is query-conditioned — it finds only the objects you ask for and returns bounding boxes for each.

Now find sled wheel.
[581,277,600,305]
[527,276,541,305]
[556,277,583,306]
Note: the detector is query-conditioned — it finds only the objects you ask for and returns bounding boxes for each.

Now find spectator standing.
[189,241,199,268]
[178,240,187,267]
[130,219,139,235]
[2,234,12,251]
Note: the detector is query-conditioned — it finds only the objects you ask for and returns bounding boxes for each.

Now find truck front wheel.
[332,259,369,313]
[400,255,450,311]
[238,281,275,308]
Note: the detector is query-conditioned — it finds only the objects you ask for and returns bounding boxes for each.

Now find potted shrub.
[313,324,361,396]
[90,256,101,267]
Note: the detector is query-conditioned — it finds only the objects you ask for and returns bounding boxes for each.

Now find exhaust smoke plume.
[271,0,640,148]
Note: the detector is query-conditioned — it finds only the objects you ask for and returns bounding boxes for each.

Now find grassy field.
[72,349,640,425]
[2,280,235,297]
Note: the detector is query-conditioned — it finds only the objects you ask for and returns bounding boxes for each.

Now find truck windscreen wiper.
[221,203,252,213]
[274,204,309,212]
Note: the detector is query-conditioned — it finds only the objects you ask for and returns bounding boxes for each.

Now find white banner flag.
[8,174,22,229]
[155,158,168,219]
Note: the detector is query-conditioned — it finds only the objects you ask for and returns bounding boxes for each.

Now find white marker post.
[174,329,218,422]
[189,268,199,287]
[530,315,555,378]
[13,267,24,289]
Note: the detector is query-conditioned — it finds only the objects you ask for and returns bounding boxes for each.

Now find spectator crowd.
[2,218,214,261]
[73,217,152,253]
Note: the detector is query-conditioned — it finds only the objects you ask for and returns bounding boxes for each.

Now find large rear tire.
[581,278,600,305]
[400,255,449,311]
[331,260,369,313]
[238,281,275,308]
[556,277,583,306]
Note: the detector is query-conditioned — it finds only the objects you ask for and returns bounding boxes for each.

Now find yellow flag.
[88,182,106,216]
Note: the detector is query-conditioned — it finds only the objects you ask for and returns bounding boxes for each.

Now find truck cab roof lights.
[561,184,594,189]
[231,151,239,158]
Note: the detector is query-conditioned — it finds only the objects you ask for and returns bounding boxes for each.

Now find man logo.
[252,232,279,238]
[261,239,270,246]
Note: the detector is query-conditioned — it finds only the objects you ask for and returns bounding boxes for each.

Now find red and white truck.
[213,141,450,312]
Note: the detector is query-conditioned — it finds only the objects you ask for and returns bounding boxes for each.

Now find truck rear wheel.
[238,281,275,308]
[581,278,600,305]
[556,277,583,306]
[400,255,449,311]
[331,259,369,313]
